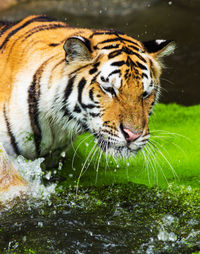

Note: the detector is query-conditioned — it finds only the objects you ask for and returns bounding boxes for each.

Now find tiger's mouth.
[94,133,149,158]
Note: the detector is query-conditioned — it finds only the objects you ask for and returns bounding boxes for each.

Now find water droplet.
[45,171,51,180]
[89,231,93,236]
[58,162,63,170]
[38,221,43,228]
[168,232,177,242]
[61,151,66,157]
[157,230,169,241]
[85,142,89,147]
[162,214,176,225]
[22,236,27,242]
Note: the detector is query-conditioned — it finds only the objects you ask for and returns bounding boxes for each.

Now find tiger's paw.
[0,144,29,202]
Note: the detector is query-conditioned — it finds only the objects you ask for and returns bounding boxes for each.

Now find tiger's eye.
[143,91,148,98]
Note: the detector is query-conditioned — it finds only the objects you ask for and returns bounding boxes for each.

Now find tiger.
[0,15,175,193]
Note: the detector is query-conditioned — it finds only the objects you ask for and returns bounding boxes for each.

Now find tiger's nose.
[120,125,142,142]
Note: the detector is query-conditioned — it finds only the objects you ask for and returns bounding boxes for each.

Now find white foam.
[0,155,56,206]
[16,156,56,200]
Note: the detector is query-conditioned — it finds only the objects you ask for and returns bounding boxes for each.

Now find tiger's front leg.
[0,143,28,194]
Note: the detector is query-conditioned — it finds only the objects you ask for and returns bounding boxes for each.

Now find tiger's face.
[63,34,175,157]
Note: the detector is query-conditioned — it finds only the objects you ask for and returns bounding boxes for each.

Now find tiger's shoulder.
[0,15,82,102]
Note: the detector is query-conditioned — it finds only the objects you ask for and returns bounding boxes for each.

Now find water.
[0,1,200,253]
[0,181,200,253]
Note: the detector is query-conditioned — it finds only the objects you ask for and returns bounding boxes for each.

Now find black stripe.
[108,47,147,63]
[69,64,90,75]
[111,61,125,67]
[89,62,100,75]
[97,38,122,45]
[49,43,59,47]
[89,88,94,101]
[102,87,116,97]
[136,61,148,71]
[126,56,137,68]
[97,36,140,47]
[122,47,135,55]
[128,45,140,51]
[89,67,98,75]
[78,78,86,106]
[89,112,100,117]
[102,44,120,50]
[64,76,75,103]
[74,104,82,113]
[89,30,124,38]
[0,22,16,38]
[120,37,140,47]
[90,71,100,85]
[133,52,147,63]
[3,104,20,155]
[22,23,67,42]
[28,72,42,157]
[0,16,57,49]
[78,78,98,110]
[142,73,148,79]
[108,50,122,59]
[63,76,76,117]
[108,69,121,77]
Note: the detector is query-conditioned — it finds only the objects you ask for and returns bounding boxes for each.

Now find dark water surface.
[0,1,199,105]
[1,183,200,253]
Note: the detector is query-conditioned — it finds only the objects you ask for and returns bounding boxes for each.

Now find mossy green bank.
[59,103,200,189]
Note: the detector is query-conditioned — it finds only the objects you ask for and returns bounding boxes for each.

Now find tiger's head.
[63,32,175,157]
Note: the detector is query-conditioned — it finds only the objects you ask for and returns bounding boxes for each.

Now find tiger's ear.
[63,36,92,62]
[142,40,176,58]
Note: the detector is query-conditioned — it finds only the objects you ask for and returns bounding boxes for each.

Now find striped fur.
[0,15,175,167]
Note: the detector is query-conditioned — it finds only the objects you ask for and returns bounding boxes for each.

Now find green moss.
[59,103,200,190]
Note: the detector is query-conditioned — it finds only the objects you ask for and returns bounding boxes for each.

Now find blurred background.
[0,0,199,105]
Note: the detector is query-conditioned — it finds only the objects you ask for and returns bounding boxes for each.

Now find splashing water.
[0,155,56,206]
[16,156,56,199]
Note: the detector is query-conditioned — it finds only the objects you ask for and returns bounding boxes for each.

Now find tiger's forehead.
[89,30,144,51]
[89,31,152,77]
[90,32,152,91]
